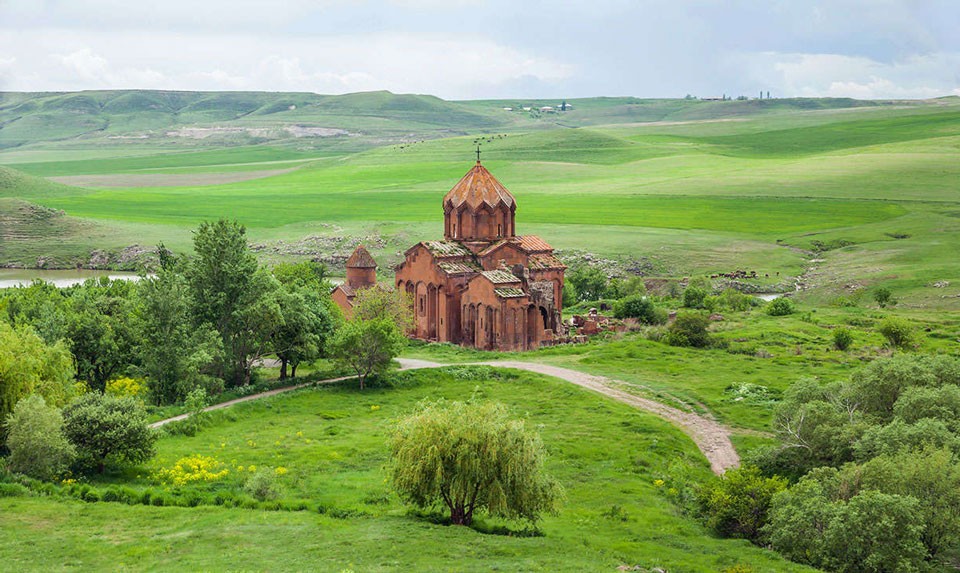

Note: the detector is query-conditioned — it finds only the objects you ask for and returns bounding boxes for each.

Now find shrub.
[612,295,663,324]
[666,311,711,348]
[154,455,229,486]
[391,399,563,526]
[62,392,156,474]
[873,287,893,308]
[104,377,146,399]
[832,327,853,351]
[4,395,76,480]
[766,297,795,316]
[698,465,787,542]
[244,468,280,501]
[878,317,916,349]
[682,286,708,309]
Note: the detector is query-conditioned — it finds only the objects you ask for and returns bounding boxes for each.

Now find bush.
[832,327,853,351]
[104,377,146,399]
[612,295,664,324]
[4,395,75,480]
[698,465,787,542]
[62,392,156,474]
[244,468,280,501]
[766,297,795,316]
[682,286,708,309]
[666,311,711,348]
[878,317,916,349]
[873,287,893,308]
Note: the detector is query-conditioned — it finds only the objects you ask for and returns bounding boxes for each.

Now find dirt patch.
[49,169,297,189]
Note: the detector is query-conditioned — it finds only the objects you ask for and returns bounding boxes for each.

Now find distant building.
[331,245,378,319]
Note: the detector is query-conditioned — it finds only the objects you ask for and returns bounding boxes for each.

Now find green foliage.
[188,219,283,386]
[878,317,916,349]
[4,395,75,480]
[62,392,156,474]
[137,269,222,404]
[697,465,787,542]
[612,295,664,324]
[0,321,75,437]
[271,261,329,291]
[350,287,414,332]
[272,285,339,380]
[767,470,928,573]
[64,278,138,391]
[682,285,708,309]
[766,297,795,316]
[873,287,893,308]
[832,327,853,351]
[713,289,756,312]
[666,311,711,348]
[567,266,609,302]
[608,275,646,299]
[244,468,280,501]
[329,318,405,389]
[390,399,563,526]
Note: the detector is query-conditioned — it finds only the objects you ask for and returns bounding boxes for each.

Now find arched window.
[497,223,502,237]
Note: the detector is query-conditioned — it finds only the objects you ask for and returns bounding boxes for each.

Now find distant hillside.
[1,89,933,154]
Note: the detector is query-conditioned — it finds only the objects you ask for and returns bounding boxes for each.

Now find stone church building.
[334,160,566,351]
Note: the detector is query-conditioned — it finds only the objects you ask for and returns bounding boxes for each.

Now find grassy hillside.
[0,367,812,572]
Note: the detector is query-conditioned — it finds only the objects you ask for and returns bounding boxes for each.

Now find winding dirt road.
[151,358,739,475]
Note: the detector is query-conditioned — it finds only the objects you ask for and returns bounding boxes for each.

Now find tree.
[62,392,156,474]
[329,318,405,389]
[682,285,708,309]
[390,400,563,526]
[697,465,787,542]
[272,286,338,380]
[833,327,853,351]
[187,219,283,386]
[64,278,138,391]
[4,395,75,480]
[0,321,75,439]
[873,287,893,308]
[350,287,414,332]
[271,260,329,290]
[666,311,711,347]
[567,266,609,302]
[137,270,222,404]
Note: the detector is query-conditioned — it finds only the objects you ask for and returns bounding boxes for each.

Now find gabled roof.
[346,245,377,268]
[437,260,482,275]
[333,283,356,297]
[477,235,554,258]
[494,287,528,299]
[443,162,516,211]
[480,269,521,285]
[422,240,473,258]
[529,253,566,270]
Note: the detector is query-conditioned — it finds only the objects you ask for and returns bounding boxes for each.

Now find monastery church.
[333,159,566,351]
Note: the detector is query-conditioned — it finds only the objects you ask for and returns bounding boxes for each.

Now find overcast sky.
[0,0,958,99]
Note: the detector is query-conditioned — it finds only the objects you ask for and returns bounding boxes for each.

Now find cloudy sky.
[0,0,958,99]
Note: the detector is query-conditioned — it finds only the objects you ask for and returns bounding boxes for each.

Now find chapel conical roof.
[443,162,516,211]
[346,245,377,268]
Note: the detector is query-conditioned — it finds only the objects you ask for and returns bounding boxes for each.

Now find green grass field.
[0,368,812,572]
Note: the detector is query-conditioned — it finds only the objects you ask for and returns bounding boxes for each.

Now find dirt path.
[150,358,739,475]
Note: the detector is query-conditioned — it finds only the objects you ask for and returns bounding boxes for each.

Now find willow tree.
[390,399,563,526]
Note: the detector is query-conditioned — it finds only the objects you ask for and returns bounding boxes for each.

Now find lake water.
[756,293,783,301]
[0,269,144,289]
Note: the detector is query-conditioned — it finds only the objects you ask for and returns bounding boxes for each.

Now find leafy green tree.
[0,322,75,437]
[271,260,329,290]
[62,392,156,474]
[329,318,405,389]
[136,270,222,404]
[351,286,414,332]
[767,471,928,573]
[272,286,338,380]
[390,400,563,526]
[567,266,609,302]
[666,311,711,347]
[873,287,893,308]
[682,285,708,309]
[697,465,787,542]
[0,280,69,344]
[187,219,283,386]
[64,278,138,391]
[4,395,75,480]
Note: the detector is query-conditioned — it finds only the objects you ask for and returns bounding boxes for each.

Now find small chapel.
[334,158,566,351]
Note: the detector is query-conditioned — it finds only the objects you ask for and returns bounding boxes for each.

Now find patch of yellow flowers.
[154,455,229,486]
[105,376,146,399]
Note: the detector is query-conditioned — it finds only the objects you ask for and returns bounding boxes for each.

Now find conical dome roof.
[443,162,516,211]
[346,245,377,268]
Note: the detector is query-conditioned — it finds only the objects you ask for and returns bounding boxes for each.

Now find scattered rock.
[933,280,950,288]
